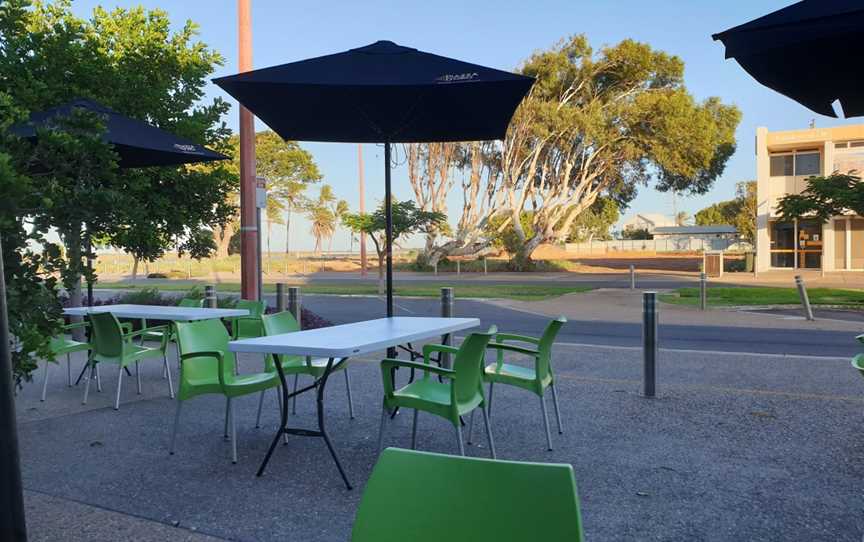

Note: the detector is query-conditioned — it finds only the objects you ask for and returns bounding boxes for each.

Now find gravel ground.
[14,342,864,541]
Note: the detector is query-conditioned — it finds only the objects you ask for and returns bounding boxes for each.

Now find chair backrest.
[236,299,265,317]
[88,312,124,358]
[174,319,235,390]
[536,317,567,381]
[178,297,204,308]
[352,448,584,542]
[262,311,301,335]
[452,326,496,405]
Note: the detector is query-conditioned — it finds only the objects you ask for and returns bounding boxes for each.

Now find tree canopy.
[776,173,863,221]
[694,181,757,243]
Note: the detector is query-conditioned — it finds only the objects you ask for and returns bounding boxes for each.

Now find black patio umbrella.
[713,0,864,117]
[214,40,534,318]
[12,98,228,167]
[11,98,229,305]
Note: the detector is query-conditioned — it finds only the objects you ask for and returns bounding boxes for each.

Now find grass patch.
[96,281,591,301]
[661,287,864,308]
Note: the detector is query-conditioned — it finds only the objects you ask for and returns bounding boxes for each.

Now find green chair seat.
[379,330,497,457]
[484,362,553,391]
[352,448,585,542]
[50,336,90,356]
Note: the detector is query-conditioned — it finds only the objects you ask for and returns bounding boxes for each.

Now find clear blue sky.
[73,0,862,251]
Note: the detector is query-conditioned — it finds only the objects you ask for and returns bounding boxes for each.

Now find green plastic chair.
[83,312,172,410]
[170,318,281,463]
[227,299,266,340]
[471,316,567,451]
[379,327,497,457]
[41,321,91,401]
[258,311,354,425]
[851,334,864,378]
[352,448,585,542]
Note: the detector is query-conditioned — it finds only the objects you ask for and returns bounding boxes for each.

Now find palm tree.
[329,199,349,253]
[309,205,336,254]
[675,211,691,226]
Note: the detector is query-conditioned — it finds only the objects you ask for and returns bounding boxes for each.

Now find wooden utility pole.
[238,0,258,300]
[358,144,367,277]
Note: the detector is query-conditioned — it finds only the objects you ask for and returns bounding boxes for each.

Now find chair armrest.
[422,344,459,364]
[495,333,541,345]
[62,321,89,332]
[120,322,133,333]
[381,358,455,394]
[857,334,864,345]
[125,325,170,349]
[852,353,864,372]
[487,342,539,357]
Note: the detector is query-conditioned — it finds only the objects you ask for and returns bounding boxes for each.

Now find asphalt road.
[294,294,862,358]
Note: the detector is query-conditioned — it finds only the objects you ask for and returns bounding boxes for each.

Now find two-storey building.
[755,125,864,272]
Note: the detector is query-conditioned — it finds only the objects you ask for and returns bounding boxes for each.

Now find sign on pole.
[255,176,267,209]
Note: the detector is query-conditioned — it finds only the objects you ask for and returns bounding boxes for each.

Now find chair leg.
[40,358,50,402]
[223,397,231,440]
[467,410,476,444]
[377,405,388,453]
[291,374,298,415]
[455,422,466,456]
[66,353,72,387]
[230,397,238,464]
[482,406,496,459]
[540,394,553,451]
[135,361,142,394]
[95,363,102,392]
[114,364,124,410]
[550,383,563,435]
[487,383,494,421]
[411,409,419,450]
[255,390,265,428]
[344,368,355,419]
[82,363,95,405]
[164,355,175,399]
[169,400,183,455]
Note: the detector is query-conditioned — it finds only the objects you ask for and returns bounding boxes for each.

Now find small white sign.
[255,176,267,209]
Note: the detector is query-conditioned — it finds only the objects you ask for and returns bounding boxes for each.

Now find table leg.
[256,355,352,490]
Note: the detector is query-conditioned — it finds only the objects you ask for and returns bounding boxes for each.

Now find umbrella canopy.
[11,98,228,168]
[214,40,533,321]
[713,0,864,118]
[213,40,533,143]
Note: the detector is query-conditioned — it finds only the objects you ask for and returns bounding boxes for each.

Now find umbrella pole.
[0,238,28,541]
[384,142,396,357]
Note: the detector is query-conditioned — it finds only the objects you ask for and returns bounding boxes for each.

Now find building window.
[770,155,793,176]
[769,151,820,177]
[770,221,794,267]
[794,152,821,176]
[769,220,823,269]
[834,146,864,175]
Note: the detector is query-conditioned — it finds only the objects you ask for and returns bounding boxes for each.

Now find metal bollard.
[795,275,815,321]
[440,287,454,369]
[642,291,658,397]
[204,285,217,309]
[456,260,461,276]
[288,286,302,328]
[433,261,438,276]
[483,256,488,275]
[276,283,286,313]
[629,265,636,290]
[699,272,707,311]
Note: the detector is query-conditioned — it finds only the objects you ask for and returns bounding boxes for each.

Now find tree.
[675,211,692,226]
[694,180,757,243]
[343,201,445,293]
[622,227,652,240]
[413,35,740,270]
[307,184,337,254]
[330,199,349,252]
[221,131,322,256]
[777,172,864,221]
[568,197,619,242]
[0,1,236,306]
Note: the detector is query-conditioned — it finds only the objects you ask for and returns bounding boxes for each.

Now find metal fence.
[564,237,752,254]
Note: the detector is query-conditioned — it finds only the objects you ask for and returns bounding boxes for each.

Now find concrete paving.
[14,338,864,541]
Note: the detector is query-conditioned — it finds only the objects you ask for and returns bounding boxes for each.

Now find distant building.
[621,213,675,234]
[653,225,739,240]
[755,124,864,272]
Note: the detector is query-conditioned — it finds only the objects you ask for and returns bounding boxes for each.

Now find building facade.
[755,124,864,272]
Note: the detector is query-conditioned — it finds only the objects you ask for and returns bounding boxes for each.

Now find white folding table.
[63,304,249,321]
[229,316,480,488]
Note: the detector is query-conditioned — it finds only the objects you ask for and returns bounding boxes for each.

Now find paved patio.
[14,339,864,541]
